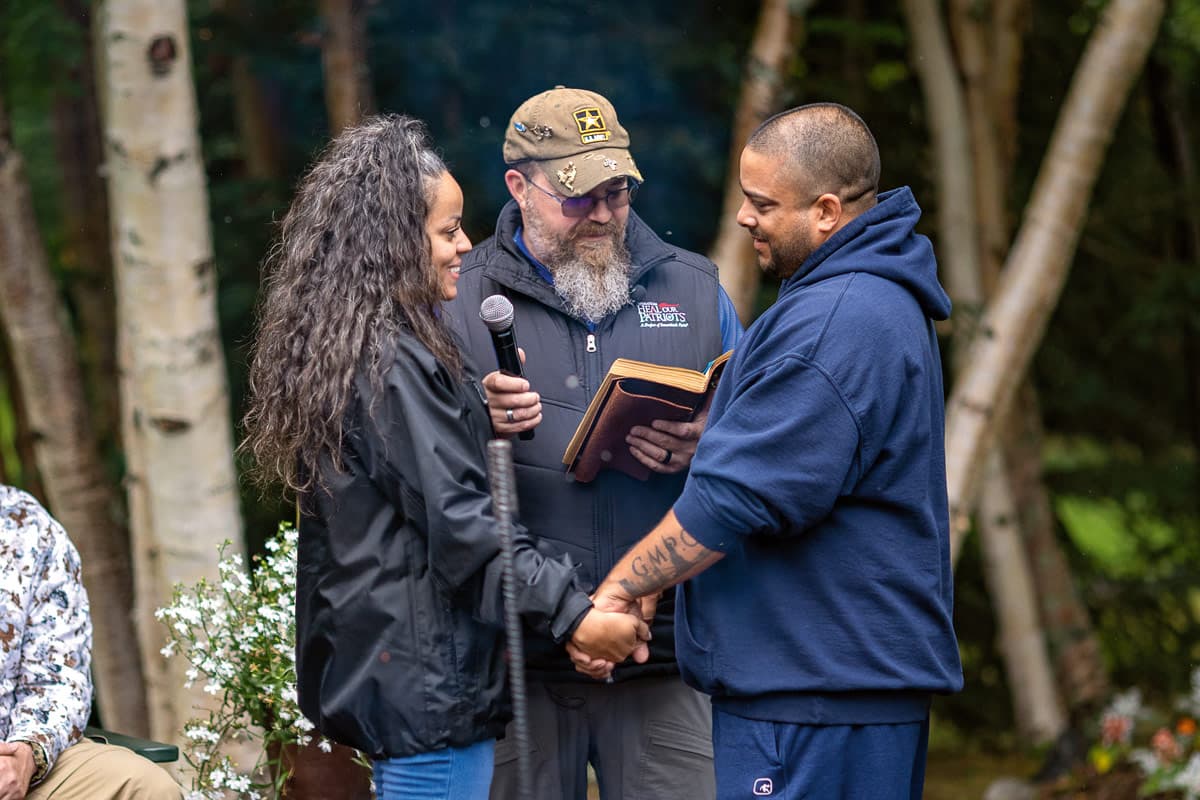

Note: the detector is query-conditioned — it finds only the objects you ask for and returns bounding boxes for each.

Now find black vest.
[445,203,724,680]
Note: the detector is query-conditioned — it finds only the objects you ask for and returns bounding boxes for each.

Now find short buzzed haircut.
[747,103,880,209]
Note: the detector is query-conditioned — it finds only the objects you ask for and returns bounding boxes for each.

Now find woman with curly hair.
[242,115,647,799]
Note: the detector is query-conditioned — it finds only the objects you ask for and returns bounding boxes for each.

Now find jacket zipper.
[581,326,618,583]
[581,327,608,583]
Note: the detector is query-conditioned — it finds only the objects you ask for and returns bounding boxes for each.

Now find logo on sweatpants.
[637,301,689,328]
[753,777,774,795]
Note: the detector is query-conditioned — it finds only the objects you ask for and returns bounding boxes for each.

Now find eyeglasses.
[526,178,640,218]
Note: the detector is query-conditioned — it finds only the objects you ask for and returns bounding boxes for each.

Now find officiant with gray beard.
[444,86,741,800]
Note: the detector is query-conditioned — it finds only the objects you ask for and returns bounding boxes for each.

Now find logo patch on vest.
[637,301,689,329]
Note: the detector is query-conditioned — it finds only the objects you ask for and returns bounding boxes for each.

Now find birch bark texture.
[709,0,812,323]
[950,0,1110,718]
[902,0,1065,744]
[0,89,150,736]
[944,0,1166,559]
[96,0,244,743]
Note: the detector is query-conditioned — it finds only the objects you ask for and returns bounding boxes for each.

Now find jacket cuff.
[550,592,594,643]
[10,738,50,784]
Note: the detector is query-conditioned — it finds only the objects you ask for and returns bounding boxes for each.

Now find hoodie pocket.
[674,584,718,694]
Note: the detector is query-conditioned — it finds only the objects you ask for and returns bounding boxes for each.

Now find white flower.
[1108,688,1144,719]
[225,773,252,792]
[1185,666,1200,717]
[159,524,363,797]
[1128,748,1158,776]
[184,725,221,744]
[1171,753,1200,799]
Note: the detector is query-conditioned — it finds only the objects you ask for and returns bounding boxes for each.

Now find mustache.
[570,221,620,241]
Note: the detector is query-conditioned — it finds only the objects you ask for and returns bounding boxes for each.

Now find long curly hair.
[242,114,461,493]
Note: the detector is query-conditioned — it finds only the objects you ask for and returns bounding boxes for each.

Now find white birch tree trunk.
[945,0,1166,559]
[709,0,813,323]
[950,0,1109,719]
[978,452,1067,741]
[902,0,1065,744]
[96,0,244,744]
[900,0,981,329]
[0,90,150,736]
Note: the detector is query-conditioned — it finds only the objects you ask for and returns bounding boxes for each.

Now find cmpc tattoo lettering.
[621,533,716,597]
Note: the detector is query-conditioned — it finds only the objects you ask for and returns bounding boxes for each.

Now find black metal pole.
[486,439,533,800]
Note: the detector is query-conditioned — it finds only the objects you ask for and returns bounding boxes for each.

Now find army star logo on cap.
[573,107,611,144]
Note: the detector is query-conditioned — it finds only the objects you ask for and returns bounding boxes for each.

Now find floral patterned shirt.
[0,485,92,772]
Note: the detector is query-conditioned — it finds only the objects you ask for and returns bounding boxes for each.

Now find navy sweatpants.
[711,707,929,799]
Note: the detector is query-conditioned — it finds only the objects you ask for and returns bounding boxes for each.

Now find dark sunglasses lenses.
[559,183,639,217]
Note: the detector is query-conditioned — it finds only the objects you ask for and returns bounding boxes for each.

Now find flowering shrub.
[1088,667,1200,798]
[156,524,331,799]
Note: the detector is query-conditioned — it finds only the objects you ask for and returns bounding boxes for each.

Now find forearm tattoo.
[617,529,715,598]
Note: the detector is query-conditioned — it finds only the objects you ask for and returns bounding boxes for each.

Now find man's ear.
[504,169,527,204]
[813,193,843,234]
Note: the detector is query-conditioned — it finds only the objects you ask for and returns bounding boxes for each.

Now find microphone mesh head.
[480,295,515,332]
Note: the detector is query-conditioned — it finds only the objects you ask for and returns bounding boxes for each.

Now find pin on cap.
[503,86,643,197]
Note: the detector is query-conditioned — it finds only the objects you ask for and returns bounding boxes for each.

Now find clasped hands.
[567,584,659,681]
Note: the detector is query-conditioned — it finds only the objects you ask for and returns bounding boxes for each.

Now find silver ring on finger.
[505,408,515,423]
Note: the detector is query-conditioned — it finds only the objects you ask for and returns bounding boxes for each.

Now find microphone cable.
[486,439,533,800]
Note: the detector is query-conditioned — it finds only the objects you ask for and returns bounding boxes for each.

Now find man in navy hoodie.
[584,103,963,799]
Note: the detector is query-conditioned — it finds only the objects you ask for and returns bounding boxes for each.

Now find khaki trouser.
[28,739,182,800]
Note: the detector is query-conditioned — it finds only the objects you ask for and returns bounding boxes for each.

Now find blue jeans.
[373,739,495,800]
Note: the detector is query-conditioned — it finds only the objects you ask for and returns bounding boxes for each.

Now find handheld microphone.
[480,295,534,441]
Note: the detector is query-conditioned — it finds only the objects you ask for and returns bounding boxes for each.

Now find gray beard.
[523,201,633,321]
[549,248,632,321]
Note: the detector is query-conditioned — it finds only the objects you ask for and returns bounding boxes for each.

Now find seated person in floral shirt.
[0,484,180,800]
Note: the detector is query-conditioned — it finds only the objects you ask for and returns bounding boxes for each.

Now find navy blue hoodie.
[673,187,964,725]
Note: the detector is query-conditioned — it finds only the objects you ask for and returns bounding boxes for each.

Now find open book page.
[563,350,732,482]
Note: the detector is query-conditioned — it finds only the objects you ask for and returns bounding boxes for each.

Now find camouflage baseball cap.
[503,86,644,197]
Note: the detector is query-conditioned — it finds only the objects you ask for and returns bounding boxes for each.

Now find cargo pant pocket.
[634,719,715,800]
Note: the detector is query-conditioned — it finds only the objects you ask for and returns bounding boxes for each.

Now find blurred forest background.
[0,0,1197,796]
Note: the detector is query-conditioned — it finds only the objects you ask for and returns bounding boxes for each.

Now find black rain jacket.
[295,328,592,758]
